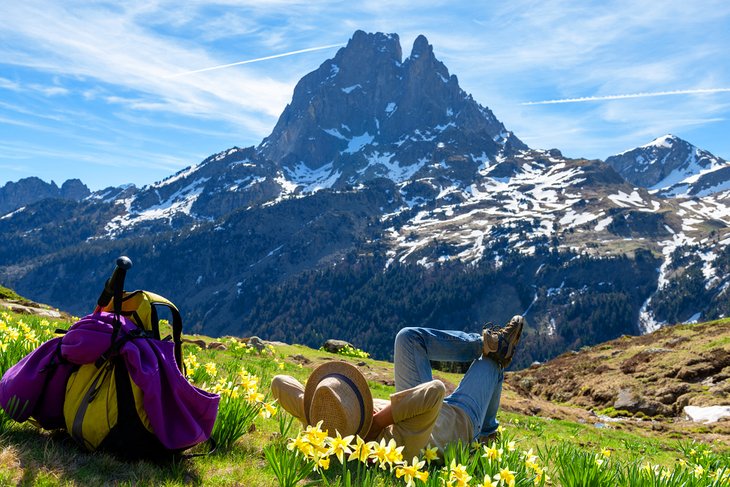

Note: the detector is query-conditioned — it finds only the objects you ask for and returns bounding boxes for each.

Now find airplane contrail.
[166,44,344,78]
[522,87,730,105]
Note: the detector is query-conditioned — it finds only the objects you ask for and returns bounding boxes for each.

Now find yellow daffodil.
[395,456,427,487]
[328,431,354,464]
[421,445,439,464]
[262,401,277,418]
[204,362,217,376]
[695,465,705,478]
[449,460,472,487]
[483,445,503,462]
[239,370,259,395]
[313,453,330,472]
[601,448,612,458]
[494,468,516,487]
[303,421,328,448]
[288,434,313,456]
[348,436,373,463]
[247,391,265,404]
[17,320,29,333]
[372,438,390,469]
[533,467,546,486]
[480,474,498,487]
[384,438,404,467]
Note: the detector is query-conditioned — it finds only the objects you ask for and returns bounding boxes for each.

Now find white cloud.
[0,77,21,91]
[523,88,730,105]
[0,2,310,135]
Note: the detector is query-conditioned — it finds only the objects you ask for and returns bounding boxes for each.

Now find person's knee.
[395,327,422,349]
[424,379,446,407]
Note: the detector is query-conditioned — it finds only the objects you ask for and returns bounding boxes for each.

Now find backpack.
[0,256,219,460]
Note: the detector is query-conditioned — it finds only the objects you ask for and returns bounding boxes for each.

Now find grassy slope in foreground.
[0,304,728,486]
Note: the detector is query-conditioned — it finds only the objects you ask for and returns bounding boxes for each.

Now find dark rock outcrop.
[0,177,90,215]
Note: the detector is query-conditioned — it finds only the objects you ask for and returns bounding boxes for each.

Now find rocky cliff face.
[259,30,524,189]
[0,177,90,215]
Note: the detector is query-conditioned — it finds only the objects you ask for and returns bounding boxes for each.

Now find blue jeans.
[393,327,504,439]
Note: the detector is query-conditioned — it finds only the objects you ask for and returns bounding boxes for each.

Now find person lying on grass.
[271,316,524,460]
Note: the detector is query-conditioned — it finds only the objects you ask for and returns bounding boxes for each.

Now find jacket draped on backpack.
[0,312,219,451]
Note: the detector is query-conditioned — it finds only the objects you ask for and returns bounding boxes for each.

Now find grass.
[0,285,25,302]
[1,306,728,486]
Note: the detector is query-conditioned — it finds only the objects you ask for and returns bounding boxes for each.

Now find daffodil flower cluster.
[208,368,279,450]
[286,421,429,484]
[0,312,59,361]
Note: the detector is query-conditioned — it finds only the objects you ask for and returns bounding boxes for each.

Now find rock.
[613,388,670,417]
[665,337,689,348]
[655,383,691,405]
[248,336,267,352]
[613,388,637,411]
[208,342,227,351]
[322,339,353,354]
[591,390,615,404]
[290,354,311,365]
[620,348,670,374]
[0,300,63,319]
[182,338,207,349]
[675,362,718,381]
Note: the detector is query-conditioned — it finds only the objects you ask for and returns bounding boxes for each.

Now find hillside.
[508,319,730,440]
[0,298,728,486]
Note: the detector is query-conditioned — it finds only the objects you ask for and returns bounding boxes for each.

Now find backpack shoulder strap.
[140,291,184,372]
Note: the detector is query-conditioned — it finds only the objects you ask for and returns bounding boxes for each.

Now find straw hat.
[304,361,373,438]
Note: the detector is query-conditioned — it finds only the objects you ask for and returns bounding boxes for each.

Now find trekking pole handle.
[96,256,133,308]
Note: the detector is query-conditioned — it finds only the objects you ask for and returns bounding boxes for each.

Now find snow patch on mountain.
[283,162,341,193]
[345,133,375,153]
[1,206,26,220]
[104,178,209,237]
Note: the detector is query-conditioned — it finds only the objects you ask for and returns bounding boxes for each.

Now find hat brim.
[304,361,373,438]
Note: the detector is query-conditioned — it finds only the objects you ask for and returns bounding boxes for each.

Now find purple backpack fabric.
[0,312,219,451]
[0,337,72,430]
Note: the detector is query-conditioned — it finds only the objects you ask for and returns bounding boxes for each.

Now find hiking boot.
[482,315,525,368]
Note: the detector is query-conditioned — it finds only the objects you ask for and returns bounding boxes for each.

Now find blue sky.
[1,0,729,191]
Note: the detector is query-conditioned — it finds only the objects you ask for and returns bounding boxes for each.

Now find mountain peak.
[643,134,681,150]
[0,177,90,215]
[258,30,523,182]
[342,30,402,63]
[607,135,729,197]
[410,34,433,60]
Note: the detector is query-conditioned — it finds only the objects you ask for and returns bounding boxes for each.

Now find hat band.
[321,372,366,435]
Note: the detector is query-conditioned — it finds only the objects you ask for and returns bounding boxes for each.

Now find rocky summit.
[2,31,730,368]
[606,134,730,197]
